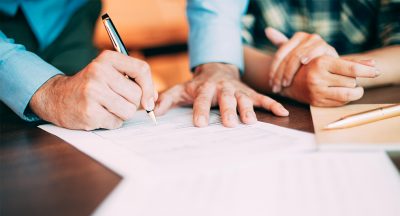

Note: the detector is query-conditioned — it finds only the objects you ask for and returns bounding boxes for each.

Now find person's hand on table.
[280,56,379,106]
[29,50,158,130]
[154,63,289,128]
[265,27,339,93]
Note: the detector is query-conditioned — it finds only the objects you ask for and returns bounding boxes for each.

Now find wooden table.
[1,85,400,216]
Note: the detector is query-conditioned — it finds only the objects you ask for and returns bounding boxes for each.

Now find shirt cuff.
[188,24,244,74]
[0,50,63,121]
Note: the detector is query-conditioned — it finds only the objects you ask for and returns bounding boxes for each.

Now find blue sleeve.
[187,0,249,74]
[0,31,64,121]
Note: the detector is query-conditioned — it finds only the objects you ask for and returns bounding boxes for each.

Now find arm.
[0,30,63,121]
[155,0,289,128]
[341,46,400,88]
[187,0,249,72]
[0,31,157,130]
[242,45,379,106]
[242,45,400,94]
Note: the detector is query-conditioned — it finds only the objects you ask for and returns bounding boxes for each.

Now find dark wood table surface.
[1,85,400,216]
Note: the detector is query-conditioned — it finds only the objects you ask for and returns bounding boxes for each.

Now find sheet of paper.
[93,151,400,216]
[39,108,316,174]
[38,108,400,216]
[310,104,400,150]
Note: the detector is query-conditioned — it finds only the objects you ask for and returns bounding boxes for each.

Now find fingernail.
[301,57,308,64]
[282,79,287,87]
[269,79,273,87]
[147,97,155,110]
[196,115,207,126]
[227,114,235,121]
[375,71,381,77]
[272,85,278,93]
[245,112,255,120]
[280,106,289,115]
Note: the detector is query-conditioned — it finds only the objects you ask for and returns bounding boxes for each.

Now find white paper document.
[93,151,400,216]
[39,108,316,174]
[38,108,400,216]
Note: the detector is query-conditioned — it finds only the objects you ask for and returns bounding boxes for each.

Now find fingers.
[325,85,364,102]
[234,91,257,124]
[217,82,239,128]
[105,67,142,110]
[269,32,306,88]
[252,93,289,116]
[322,57,380,78]
[82,104,123,131]
[343,59,376,67]
[97,106,124,130]
[193,82,216,127]
[265,27,289,48]
[154,84,186,116]
[327,73,357,88]
[97,87,138,121]
[96,51,157,111]
[301,44,339,65]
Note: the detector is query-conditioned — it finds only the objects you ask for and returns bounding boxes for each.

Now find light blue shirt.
[0,0,87,121]
[186,0,249,73]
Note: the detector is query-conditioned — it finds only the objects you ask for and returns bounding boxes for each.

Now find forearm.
[341,45,400,88]
[241,46,274,94]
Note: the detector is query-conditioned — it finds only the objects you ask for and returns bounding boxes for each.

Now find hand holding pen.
[101,13,158,125]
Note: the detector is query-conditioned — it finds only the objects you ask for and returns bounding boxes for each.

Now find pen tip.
[147,111,158,126]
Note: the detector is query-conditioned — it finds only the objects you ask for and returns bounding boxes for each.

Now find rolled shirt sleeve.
[187,0,249,74]
[0,31,64,121]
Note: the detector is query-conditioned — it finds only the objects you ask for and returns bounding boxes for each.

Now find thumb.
[265,27,289,48]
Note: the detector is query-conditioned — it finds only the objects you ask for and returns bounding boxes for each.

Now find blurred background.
[94,0,193,93]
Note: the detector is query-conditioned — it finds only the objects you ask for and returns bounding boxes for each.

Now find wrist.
[194,63,240,79]
[29,74,67,123]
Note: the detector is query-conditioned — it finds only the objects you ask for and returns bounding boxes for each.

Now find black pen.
[101,13,157,125]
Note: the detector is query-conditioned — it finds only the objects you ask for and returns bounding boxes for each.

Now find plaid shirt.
[242,0,400,56]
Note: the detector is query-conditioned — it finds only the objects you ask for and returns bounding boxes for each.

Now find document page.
[93,151,400,216]
[91,108,315,166]
[39,108,315,172]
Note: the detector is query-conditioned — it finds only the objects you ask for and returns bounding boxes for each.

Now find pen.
[324,103,400,130]
[101,13,157,125]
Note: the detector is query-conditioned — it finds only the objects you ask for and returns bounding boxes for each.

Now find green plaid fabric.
[242,0,400,56]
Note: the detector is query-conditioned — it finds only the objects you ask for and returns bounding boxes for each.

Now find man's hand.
[154,63,289,128]
[266,28,339,93]
[29,50,158,130]
[281,56,379,106]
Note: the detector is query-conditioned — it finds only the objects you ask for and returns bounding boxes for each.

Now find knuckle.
[274,52,285,61]
[219,89,232,98]
[217,80,233,89]
[294,31,307,38]
[99,50,113,60]
[344,89,352,100]
[87,61,101,73]
[114,119,123,129]
[81,81,97,97]
[235,91,250,102]
[137,60,151,74]
[350,78,357,88]
[200,81,214,89]
[349,64,358,76]
[310,33,322,41]
[312,56,326,68]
